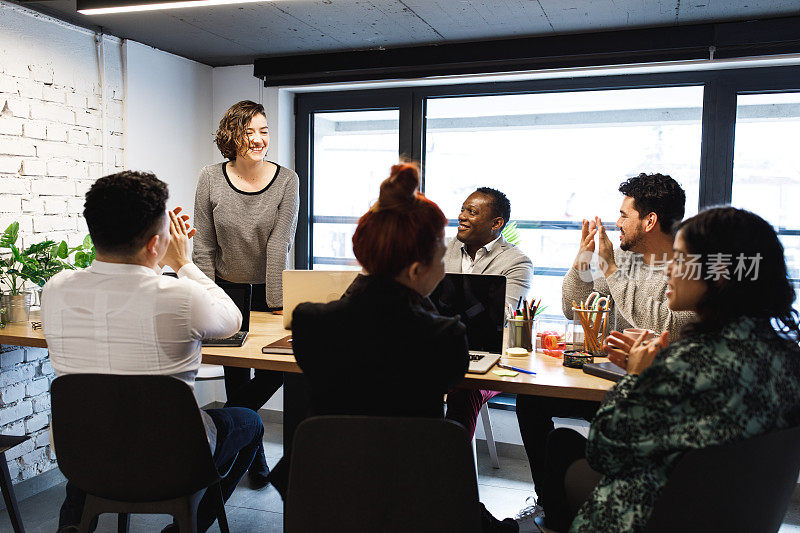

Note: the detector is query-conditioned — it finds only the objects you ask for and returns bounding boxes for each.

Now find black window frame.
[294,64,800,270]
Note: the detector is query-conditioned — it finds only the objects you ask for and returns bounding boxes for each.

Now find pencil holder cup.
[508,318,534,352]
[571,307,611,355]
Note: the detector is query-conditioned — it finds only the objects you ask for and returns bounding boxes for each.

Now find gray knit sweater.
[192,162,299,309]
[562,249,695,341]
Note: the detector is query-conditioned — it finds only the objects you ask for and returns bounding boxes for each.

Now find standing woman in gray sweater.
[193,100,299,486]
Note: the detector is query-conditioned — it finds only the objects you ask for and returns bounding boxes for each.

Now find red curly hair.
[352,163,447,278]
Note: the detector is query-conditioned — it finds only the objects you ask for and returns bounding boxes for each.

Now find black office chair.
[285,416,482,533]
[535,425,800,533]
[0,434,30,532]
[644,424,800,533]
[50,374,229,533]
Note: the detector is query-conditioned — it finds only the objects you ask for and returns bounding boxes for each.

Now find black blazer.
[292,274,469,419]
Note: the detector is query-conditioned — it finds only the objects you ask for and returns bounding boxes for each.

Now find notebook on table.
[282,269,360,329]
[202,283,252,347]
[429,273,507,374]
[262,334,293,354]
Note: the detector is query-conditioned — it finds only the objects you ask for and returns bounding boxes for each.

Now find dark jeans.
[222,367,283,471]
[539,428,601,531]
[58,406,264,532]
[515,394,599,503]
[216,276,284,472]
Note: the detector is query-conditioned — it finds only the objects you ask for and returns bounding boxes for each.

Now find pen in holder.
[508,317,534,352]
[571,302,611,356]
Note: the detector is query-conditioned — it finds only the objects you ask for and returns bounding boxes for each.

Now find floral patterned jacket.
[571,316,800,532]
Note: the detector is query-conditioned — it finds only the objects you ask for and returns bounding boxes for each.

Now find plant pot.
[0,290,33,323]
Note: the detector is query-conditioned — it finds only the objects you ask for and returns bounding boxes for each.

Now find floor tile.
[207,506,283,533]
[226,481,284,513]
[478,482,532,521]
[478,454,535,493]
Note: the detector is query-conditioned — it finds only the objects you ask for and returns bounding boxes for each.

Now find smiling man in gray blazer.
[444,187,533,307]
[443,187,533,441]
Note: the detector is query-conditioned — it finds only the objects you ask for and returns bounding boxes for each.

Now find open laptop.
[429,273,507,374]
[202,283,252,347]
[282,269,360,329]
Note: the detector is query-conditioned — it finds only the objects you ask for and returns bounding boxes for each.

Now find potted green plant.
[26,234,95,307]
[0,223,95,322]
[1,222,39,322]
[71,234,95,269]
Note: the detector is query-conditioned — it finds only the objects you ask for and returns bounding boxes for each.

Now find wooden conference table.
[200,312,613,401]
[1,311,614,451]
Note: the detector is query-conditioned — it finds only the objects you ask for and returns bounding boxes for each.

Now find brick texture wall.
[0,59,123,481]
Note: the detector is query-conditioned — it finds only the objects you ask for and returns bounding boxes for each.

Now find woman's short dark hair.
[352,163,447,278]
[215,100,266,161]
[84,171,169,256]
[618,173,685,235]
[677,207,800,340]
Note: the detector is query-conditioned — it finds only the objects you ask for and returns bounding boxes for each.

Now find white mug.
[623,328,658,343]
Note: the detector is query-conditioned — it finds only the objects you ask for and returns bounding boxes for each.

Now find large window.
[311,109,399,270]
[732,92,800,297]
[424,87,703,313]
[296,65,800,317]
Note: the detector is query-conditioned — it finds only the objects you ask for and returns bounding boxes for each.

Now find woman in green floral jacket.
[540,207,800,533]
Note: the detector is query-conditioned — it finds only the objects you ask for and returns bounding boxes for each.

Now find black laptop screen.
[429,273,506,353]
[218,283,252,332]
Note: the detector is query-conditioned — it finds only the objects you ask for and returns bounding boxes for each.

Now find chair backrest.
[285,416,482,533]
[51,374,220,502]
[644,425,800,533]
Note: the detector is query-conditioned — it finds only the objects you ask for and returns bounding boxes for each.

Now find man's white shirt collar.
[89,260,159,277]
[460,236,502,273]
[460,235,502,256]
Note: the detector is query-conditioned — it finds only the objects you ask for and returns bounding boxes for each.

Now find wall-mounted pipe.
[95,31,108,175]
[121,38,128,170]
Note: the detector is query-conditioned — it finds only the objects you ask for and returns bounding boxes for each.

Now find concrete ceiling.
[14,0,800,67]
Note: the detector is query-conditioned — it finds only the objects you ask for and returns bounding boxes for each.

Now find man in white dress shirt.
[43,171,264,533]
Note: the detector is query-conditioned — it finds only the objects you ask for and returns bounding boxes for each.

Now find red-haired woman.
[273,163,521,532]
[293,163,466,419]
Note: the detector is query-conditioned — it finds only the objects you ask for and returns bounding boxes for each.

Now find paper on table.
[493,368,519,377]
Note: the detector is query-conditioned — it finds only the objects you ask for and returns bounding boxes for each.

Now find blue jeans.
[58,406,264,532]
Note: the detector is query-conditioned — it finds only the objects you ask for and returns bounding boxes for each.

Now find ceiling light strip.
[78,0,269,15]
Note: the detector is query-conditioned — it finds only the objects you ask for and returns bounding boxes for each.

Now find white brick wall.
[0,62,124,278]
[0,43,125,482]
[0,348,58,481]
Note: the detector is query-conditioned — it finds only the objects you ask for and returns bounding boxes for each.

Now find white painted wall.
[211,65,260,131]
[125,40,214,219]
